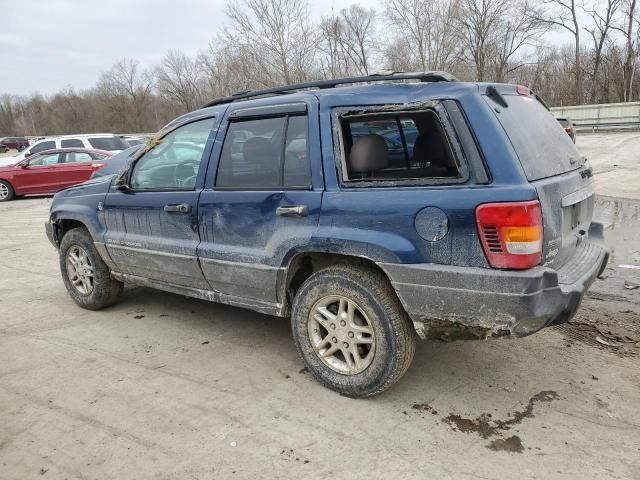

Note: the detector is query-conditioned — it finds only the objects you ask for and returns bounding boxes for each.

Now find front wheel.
[291,264,416,397]
[59,227,123,310]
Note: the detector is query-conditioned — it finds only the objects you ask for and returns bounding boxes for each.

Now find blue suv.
[46,72,609,397]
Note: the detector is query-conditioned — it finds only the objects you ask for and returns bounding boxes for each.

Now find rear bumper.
[379,223,610,340]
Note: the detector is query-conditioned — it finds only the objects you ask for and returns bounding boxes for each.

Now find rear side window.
[487,95,582,180]
[61,139,84,148]
[88,136,128,151]
[216,115,311,188]
[30,140,55,154]
[337,109,460,183]
[65,152,93,163]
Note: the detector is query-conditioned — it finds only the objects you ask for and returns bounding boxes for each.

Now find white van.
[14,134,128,161]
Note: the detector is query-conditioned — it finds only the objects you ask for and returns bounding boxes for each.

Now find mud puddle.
[411,391,559,453]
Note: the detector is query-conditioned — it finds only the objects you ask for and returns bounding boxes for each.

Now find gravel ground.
[0,135,639,479]
[577,131,640,200]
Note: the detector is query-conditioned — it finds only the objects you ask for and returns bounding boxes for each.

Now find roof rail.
[202,71,458,108]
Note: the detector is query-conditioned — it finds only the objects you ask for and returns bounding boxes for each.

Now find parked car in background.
[45,72,609,397]
[0,148,111,202]
[14,134,127,162]
[0,144,8,153]
[0,137,30,151]
[90,145,141,179]
[556,117,576,142]
[121,135,146,146]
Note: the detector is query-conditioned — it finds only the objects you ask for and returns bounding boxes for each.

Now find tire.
[59,227,123,310]
[291,264,416,397]
[0,180,15,202]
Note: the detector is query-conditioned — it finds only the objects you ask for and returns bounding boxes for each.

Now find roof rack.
[202,71,458,108]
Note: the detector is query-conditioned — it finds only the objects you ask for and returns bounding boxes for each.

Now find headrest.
[243,136,275,159]
[348,134,389,173]
[413,132,446,164]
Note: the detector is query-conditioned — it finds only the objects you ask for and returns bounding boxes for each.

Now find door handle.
[164,203,192,213]
[276,205,309,217]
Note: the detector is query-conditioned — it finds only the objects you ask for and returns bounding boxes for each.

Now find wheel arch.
[57,218,88,240]
[281,251,396,311]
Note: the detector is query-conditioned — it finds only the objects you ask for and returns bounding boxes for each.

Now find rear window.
[88,136,128,151]
[487,95,582,181]
[30,140,56,154]
[61,138,84,148]
[337,109,461,184]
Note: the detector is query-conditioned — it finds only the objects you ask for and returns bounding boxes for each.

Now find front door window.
[130,118,216,190]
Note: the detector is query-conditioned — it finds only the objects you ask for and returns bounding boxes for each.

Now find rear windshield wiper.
[486,85,509,108]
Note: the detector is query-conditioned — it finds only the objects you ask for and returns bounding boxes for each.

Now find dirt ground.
[1,137,639,479]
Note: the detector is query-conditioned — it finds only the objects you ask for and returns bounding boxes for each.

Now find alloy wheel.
[65,245,94,295]
[308,295,376,375]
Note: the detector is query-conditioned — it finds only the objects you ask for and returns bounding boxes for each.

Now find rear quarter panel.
[314,85,537,267]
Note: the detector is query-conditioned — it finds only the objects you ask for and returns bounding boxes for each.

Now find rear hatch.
[485,88,595,272]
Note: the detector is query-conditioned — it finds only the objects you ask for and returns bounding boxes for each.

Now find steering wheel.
[174,159,199,188]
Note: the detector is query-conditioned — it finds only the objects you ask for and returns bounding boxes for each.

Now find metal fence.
[550,102,640,131]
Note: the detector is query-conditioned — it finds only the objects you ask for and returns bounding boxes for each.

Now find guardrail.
[551,102,640,131]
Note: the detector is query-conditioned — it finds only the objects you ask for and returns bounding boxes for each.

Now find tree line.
[1,0,639,136]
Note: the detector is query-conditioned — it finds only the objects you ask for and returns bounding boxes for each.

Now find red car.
[0,137,30,151]
[0,148,111,202]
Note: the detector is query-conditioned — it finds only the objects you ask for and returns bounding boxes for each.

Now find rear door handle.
[164,203,192,213]
[276,205,308,217]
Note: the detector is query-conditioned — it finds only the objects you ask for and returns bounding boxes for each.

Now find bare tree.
[6,0,640,138]
[319,16,346,77]
[156,50,205,112]
[584,0,622,102]
[491,1,550,82]
[319,5,377,77]
[224,0,318,86]
[454,0,511,81]
[97,58,154,132]
[384,0,459,72]
[535,0,584,103]
[199,42,266,97]
[620,0,638,100]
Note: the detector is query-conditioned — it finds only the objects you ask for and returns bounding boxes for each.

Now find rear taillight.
[564,127,572,132]
[475,200,543,269]
[92,162,106,169]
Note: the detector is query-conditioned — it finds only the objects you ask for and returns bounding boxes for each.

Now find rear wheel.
[291,264,416,397]
[59,227,123,310]
[0,180,15,202]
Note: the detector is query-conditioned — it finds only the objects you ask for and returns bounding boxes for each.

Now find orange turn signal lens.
[502,226,542,243]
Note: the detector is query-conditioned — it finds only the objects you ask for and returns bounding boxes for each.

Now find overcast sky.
[0,0,384,96]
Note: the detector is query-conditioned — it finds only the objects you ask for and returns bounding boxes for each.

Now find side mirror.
[113,167,132,192]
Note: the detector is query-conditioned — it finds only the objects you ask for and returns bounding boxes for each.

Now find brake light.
[92,162,106,169]
[516,85,531,96]
[564,127,572,132]
[475,200,543,269]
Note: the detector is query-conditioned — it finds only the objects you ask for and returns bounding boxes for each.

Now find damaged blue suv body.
[46,72,609,397]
